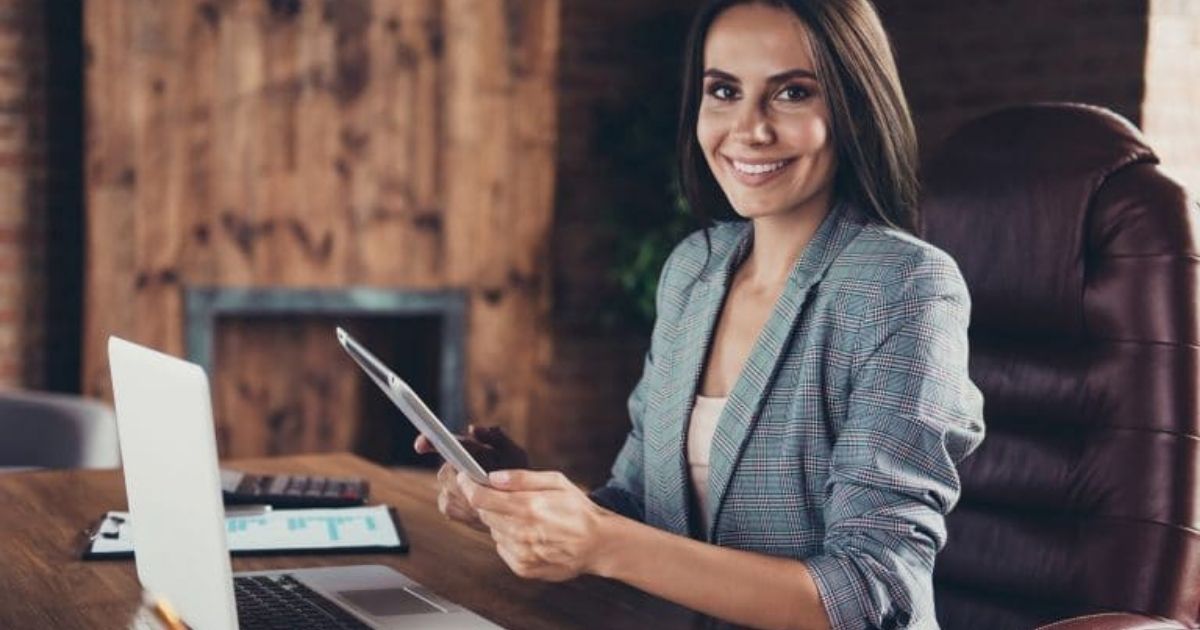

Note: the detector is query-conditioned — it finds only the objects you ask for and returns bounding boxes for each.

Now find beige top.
[687,394,728,536]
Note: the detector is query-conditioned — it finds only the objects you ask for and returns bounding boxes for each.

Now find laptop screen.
[108,336,240,630]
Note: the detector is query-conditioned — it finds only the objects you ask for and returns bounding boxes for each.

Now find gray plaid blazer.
[591,202,985,630]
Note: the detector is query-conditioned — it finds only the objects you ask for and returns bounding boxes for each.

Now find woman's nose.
[730,105,775,146]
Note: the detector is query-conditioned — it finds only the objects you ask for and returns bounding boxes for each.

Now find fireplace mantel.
[183,287,468,432]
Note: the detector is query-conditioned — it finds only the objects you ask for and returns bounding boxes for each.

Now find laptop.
[107,335,502,630]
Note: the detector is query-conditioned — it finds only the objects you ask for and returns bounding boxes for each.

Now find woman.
[415,1,984,628]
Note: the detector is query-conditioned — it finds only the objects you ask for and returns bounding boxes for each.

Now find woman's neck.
[739,198,833,291]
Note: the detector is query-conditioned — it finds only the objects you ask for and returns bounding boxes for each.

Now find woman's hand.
[414,425,528,532]
[458,469,616,582]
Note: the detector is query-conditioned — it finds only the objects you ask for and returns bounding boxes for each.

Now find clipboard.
[80,504,409,560]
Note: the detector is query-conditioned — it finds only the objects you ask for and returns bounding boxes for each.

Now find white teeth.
[731,159,789,175]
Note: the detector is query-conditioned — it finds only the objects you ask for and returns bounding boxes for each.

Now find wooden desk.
[0,453,721,629]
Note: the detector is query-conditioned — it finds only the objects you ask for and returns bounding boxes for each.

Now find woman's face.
[697,3,836,220]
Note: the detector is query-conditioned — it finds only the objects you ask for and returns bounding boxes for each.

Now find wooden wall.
[84,0,559,460]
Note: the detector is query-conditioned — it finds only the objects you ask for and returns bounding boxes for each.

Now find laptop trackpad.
[338,587,441,616]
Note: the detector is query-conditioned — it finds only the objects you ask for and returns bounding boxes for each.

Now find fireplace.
[184,287,467,465]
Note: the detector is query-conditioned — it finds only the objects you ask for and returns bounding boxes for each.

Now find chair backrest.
[922,103,1200,628]
[0,388,120,470]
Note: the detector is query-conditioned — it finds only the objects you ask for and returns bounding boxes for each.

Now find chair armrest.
[1036,613,1190,630]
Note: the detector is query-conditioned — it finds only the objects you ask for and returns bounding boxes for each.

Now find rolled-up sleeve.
[806,250,986,629]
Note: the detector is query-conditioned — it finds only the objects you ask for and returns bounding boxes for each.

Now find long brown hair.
[677,0,920,234]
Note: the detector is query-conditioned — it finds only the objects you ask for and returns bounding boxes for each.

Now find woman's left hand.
[457,469,614,582]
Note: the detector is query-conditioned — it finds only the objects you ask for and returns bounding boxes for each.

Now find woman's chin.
[729,202,786,220]
[727,187,834,223]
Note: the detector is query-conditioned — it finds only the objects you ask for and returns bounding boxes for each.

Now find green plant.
[610,181,694,329]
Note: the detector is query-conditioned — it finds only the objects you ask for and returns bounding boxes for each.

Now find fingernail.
[490,470,510,485]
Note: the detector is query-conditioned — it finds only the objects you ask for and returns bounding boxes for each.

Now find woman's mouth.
[724,156,796,186]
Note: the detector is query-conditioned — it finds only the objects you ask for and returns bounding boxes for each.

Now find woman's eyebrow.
[703,69,740,82]
[703,68,817,83]
[766,68,817,83]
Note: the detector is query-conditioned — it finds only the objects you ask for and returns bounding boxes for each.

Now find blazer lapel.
[645,226,753,536]
[704,203,866,538]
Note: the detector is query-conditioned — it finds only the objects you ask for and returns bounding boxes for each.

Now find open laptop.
[107,335,502,630]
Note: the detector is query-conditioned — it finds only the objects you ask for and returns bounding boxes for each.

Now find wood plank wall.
[84,0,559,460]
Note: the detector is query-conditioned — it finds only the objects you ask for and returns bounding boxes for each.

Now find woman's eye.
[777,85,812,101]
[707,84,739,101]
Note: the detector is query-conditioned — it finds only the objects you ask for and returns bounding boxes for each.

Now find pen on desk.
[224,504,273,517]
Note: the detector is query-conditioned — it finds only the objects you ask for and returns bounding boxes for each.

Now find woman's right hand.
[413,425,528,531]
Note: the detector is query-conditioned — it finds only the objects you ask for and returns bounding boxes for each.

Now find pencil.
[146,594,186,630]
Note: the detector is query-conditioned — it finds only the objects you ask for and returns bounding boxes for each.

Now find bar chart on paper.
[225,506,401,550]
[228,514,374,541]
[86,505,403,556]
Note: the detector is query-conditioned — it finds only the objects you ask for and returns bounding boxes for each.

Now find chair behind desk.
[0,388,119,470]
[921,103,1200,628]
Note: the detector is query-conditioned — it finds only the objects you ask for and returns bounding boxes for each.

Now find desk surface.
[0,453,720,629]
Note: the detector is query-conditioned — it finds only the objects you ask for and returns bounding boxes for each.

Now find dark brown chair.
[921,103,1200,629]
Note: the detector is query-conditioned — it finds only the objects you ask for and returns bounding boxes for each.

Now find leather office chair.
[0,388,120,471]
[921,103,1200,629]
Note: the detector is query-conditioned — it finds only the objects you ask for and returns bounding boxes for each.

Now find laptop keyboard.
[234,574,372,629]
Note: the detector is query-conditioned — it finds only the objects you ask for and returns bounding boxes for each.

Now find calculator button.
[267,476,290,496]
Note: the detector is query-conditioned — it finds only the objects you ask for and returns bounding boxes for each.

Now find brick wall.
[876,0,1149,160]
[540,0,696,483]
[1143,0,1200,194]
[553,0,693,330]
[0,0,45,388]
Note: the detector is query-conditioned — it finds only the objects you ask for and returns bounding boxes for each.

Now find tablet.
[336,327,491,486]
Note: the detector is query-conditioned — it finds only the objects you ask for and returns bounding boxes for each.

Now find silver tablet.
[336,327,491,486]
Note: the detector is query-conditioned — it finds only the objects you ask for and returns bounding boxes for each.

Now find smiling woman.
[695,7,838,222]
[415,2,985,629]
[680,0,919,233]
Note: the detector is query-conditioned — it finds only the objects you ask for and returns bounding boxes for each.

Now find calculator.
[220,469,370,508]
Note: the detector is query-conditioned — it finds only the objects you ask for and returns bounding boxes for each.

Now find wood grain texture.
[84,1,559,465]
[0,454,716,630]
